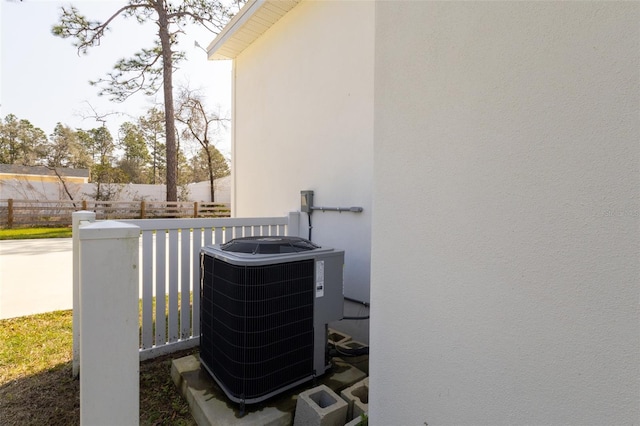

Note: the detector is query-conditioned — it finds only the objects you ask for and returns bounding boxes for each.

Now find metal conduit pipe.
[310,206,364,213]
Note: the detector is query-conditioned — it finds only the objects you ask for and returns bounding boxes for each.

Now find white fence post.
[79,220,140,425]
[288,211,301,237]
[71,210,95,378]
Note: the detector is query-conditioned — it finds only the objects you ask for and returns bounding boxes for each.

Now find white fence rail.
[72,211,301,377]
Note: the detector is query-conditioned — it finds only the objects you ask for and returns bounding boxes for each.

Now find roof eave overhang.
[207,0,301,60]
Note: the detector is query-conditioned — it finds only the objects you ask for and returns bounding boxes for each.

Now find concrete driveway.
[0,238,73,319]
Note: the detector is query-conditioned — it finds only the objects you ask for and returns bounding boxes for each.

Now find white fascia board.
[206,0,265,60]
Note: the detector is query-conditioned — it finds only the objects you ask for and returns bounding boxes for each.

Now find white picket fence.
[72,211,301,375]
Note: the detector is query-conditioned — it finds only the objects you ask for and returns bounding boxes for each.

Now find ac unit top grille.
[220,236,319,254]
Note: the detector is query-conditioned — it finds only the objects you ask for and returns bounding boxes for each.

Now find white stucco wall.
[0,177,84,200]
[371,2,639,425]
[187,176,231,203]
[232,0,374,302]
[0,179,230,203]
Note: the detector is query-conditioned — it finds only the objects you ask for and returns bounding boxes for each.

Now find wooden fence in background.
[0,199,231,228]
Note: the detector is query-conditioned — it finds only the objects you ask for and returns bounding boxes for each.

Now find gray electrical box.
[301,190,314,213]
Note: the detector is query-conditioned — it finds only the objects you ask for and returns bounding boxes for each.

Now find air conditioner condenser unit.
[200,236,344,407]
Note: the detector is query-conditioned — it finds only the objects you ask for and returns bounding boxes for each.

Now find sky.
[0,0,233,157]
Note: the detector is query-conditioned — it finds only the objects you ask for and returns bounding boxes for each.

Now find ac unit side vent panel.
[201,257,315,402]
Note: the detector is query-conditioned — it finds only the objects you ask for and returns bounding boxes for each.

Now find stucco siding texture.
[232,0,374,302]
[371,2,639,425]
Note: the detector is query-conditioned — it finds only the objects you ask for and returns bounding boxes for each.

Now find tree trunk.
[206,149,215,202]
[157,1,177,202]
[48,166,77,207]
[209,168,215,203]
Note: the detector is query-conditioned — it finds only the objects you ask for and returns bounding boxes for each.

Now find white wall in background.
[0,178,230,203]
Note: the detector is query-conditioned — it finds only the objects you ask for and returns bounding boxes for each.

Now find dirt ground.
[0,349,198,426]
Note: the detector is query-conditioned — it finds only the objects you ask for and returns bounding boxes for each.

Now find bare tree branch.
[80,101,123,126]
[175,86,229,201]
[46,166,77,205]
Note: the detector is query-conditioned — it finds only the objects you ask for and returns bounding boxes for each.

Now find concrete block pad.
[171,355,292,426]
[327,328,351,347]
[171,355,366,426]
[340,377,369,421]
[293,384,348,426]
[345,414,367,426]
[321,358,368,395]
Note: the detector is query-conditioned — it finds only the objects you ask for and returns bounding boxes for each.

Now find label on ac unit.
[315,260,325,298]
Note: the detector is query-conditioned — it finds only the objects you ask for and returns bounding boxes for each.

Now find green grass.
[0,227,72,240]
[0,310,196,425]
[0,311,73,383]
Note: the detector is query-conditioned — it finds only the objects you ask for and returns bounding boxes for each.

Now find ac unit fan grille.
[201,256,315,401]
